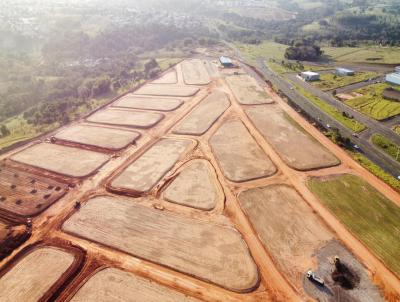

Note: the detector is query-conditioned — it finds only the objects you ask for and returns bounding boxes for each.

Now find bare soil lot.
[173,90,230,136]
[0,246,75,302]
[0,220,29,260]
[226,75,273,105]
[181,59,211,85]
[152,70,178,84]
[87,108,164,129]
[210,120,276,182]
[63,196,259,292]
[246,105,340,170]
[163,159,223,211]
[134,84,200,97]
[109,138,194,194]
[112,95,183,112]
[10,143,109,178]
[0,163,68,216]
[69,268,201,302]
[55,124,140,151]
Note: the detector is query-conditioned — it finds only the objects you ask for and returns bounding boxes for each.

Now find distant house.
[220,56,234,68]
[386,73,400,86]
[300,71,320,82]
[395,66,400,74]
[335,68,355,76]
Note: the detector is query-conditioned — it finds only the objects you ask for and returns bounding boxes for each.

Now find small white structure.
[395,66,400,74]
[386,73,400,86]
[336,68,355,76]
[300,71,320,82]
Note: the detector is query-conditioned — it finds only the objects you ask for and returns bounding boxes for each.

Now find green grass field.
[291,82,367,132]
[236,41,289,63]
[323,46,400,64]
[346,83,400,120]
[308,174,400,276]
[313,72,378,91]
[371,134,400,163]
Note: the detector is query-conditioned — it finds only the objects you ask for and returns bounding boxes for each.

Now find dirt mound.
[332,259,360,290]
[0,223,30,260]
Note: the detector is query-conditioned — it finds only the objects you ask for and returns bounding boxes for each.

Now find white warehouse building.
[386,73,400,86]
[300,71,320,82]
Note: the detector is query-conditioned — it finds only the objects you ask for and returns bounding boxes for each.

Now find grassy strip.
[308,174,400,276]
[394,125,400,135]
[313,72,378,91]
[346,83,400,120]
[235,41,289,63]
[371,134,400,163]
[267,61,329,74]
[291,82,367,132]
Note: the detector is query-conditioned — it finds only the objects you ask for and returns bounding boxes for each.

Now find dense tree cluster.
[284,44,323,61]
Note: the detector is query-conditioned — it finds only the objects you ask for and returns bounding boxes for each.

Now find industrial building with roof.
[335,68,355,76]
[220,56,234,68]
[300,71,320,82]
[386,73,400,86]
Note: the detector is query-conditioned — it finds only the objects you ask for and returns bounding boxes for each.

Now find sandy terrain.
[87,108,164,129]
[173,90,230,135]
[0,163,67,216]
[152,70,178,84]
[181,59,211,85]
[63,196,259,292]
[0,247,75,302]
[55,124,140,151]
[226,75,273,105]
[246,105,340,170]
[10,143,109,178]
[112,95,183,111]
[210,120,276,182]
[134,84,200,97]
[69,268,201,302]
[110,138,194,194]
[163,159,223,211]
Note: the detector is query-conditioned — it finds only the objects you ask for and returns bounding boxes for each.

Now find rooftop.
[302,71,320,76]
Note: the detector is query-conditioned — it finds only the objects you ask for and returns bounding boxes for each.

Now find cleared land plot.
[308,174,400,276]
[346,83,400,120]
[210,120,276,182]
[135,84,200,97]
[63,196,259,292]
[87,108,164,129]
[55,124,140,151]
[10,143,109,178]
[312,72,377,91]
[173,90,230,135]
[152,70,178,84]
[0,163,68,216]
[112,95,183,112]
[181,59,211,85]
[163,159,223,211]
[323,46,400,64]
[0,221,29,260]
[246,106,340,170]
[110,138,193,194]
[0,247,75,302]
[238,185,332,292]
[70,268,200,302]
[226,75,272,105]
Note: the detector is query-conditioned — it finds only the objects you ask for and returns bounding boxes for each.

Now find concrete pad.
[55,124,140,151]
[10,143,109,178]
[163,159,223,211]
[210,120,276,182]
[113,95,183,112]
[0,164,68,216]
[70,268,201,302]
[173,90,230,135]
[0,247,75,302]
[246,106,340,170]
[239,185,333,292]
[87,109,164,129]
[110,138,193,194]
[226,75,273,105]
[152,70,178,84]
[63,196,259,292]
[134,84,200,97]
[182,59,211,85]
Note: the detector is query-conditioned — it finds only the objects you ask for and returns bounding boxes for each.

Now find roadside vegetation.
[313,72,378,91]
[308,174,400,276]
[394,126,400,135]
[346,83,400,120]
[267,59,329,74]
[371,134,400,163]
[291,82,367,132]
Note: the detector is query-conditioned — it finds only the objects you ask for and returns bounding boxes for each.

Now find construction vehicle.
[306,270,325,286]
